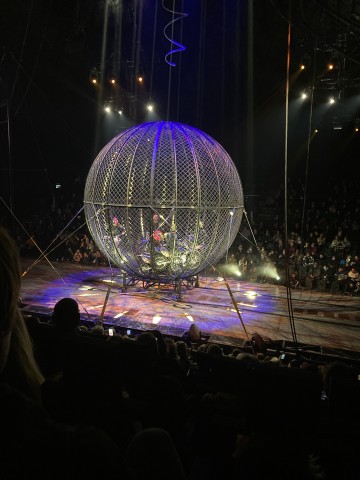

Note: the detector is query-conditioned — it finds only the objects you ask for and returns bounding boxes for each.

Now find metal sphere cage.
[84,121,244,282]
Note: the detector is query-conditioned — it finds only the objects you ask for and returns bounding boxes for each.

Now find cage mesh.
[84,121,244,282]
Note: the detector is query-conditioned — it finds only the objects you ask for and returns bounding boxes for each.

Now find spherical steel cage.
[84,121,244,282]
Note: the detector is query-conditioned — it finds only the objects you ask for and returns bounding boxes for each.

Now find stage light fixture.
[104,100,113,113]
[328,53,340,71]
[147,103,154,112]
[90,68,100,85]
[108,73,117,85]
[103,97,115,113]
[329,97,335,104]
[301,92,307,99]
[355,127,359,132]
[300,53,310,71]
[138,76,143,83]
[118,109,123,115]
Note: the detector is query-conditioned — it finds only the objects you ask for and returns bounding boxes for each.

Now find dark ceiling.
[0,0,360,214]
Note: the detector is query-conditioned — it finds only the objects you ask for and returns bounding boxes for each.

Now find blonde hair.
[0,227,44,402]
[0,227,21,335]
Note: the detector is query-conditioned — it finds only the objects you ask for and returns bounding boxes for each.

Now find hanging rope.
[149,0,158,101]
[283,2,298,347]
[176,0,185,121]
[21,206,85,275]
[206,259,256,355]
[300,43,317,249]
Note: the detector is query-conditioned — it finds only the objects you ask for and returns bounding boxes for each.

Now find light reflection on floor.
[19,259,360,355]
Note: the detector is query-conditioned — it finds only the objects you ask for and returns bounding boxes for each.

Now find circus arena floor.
[19,258,360,361]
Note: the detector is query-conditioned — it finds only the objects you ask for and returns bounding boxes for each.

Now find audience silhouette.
[0,226,188,480]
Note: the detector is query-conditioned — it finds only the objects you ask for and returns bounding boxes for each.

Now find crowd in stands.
[11,178,360,296]
[226,178,360,294]
[2,173,360,478]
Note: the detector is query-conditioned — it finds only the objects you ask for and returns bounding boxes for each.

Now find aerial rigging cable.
[300,44,317,263]
[284,1,298,348]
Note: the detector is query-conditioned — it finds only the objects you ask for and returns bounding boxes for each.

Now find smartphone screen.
[126,329,131,336]
[109,328,114,336]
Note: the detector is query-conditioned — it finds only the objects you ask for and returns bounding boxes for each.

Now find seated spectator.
[252,332,272,354]
[135,331,159,365]
[230,348,241,357]
[238,254,248,277]
[347,267,360,294]
[341,235,351,253]
[188,323,201,343]
[289,271,299,288]
[0,227,137,479]
[317,232,326,250]
[91,323,106,336]
[351,255,360,270]
[207,343,223,357]
[302,250,315,275]
[330,236,340,253]
[164,337,180,361]
[52,297,80,333]
[336,266,348,292]
[73,248,82,262]
[197,343,209,352]
[309,242,317,255]
[175,340,191,370]
[321,361,359,415]
[92,249,102,265]
[236,352,260,367]
[8,228,191,478]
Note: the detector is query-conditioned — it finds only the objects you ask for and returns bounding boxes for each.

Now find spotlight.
[147,103,154,112]
[314,129,318,134]
[104,97,114,113]
[329,97,335,104]
[328,54,340,71]
[301,92,308,99]
[354,118,360,132]
[118,109,123,115]
[108,73,117,85]
[300,53,311,71]
[138,76,143,83]
[89,68,100,85]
